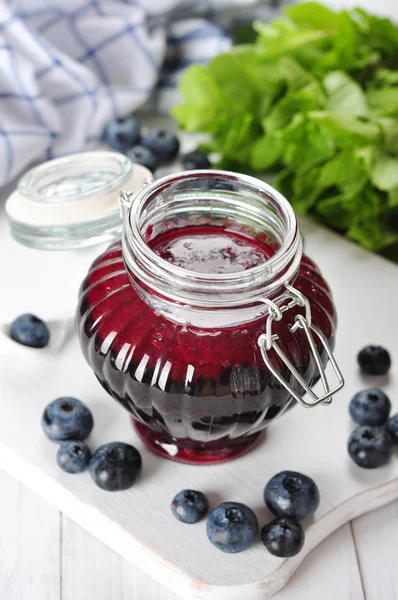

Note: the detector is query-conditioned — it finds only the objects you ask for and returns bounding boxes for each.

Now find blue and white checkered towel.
[0,0,283,187]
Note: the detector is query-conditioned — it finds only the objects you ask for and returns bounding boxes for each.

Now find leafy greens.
[172,2,398,258]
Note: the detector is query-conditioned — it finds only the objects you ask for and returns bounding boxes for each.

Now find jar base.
[132,419,264,465]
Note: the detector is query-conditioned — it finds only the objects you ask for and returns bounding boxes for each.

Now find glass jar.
[6,151,151,250]
[77,170,343,464]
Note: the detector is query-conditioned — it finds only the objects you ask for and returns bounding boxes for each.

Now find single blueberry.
[89,442,142,491]
[10,313,50,348]
[57,441,91,474]
[103,117,140,152]
[386,413,398,444]
[206,502,258,553]
[182,150,211,170]
[171,490,209,524]
[264,471,320,520]
[127,145,158,172]
[141,128,180,162]
[357,345,391,376]
[261,517,304,557]
[42,398,94,443]
[348,425,393,468]
[349,388,391,426]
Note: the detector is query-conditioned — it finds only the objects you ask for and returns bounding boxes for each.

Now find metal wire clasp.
[119,190,133,218]
[258,284,344,409]
[119,180,152,218]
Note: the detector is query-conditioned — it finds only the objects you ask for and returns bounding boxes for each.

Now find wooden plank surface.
[352,502,398,600]
[0,470,61,600]
[274,524,365,600]
[62,516,137,600]
[3,473,398,600]
[0,469,369,600]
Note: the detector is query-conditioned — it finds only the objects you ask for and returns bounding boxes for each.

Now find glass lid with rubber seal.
[5,151,153,250]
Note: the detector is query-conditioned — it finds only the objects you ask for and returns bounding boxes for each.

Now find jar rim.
[125,170,301,292]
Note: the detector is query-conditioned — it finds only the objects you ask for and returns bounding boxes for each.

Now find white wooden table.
[2,1,398,597]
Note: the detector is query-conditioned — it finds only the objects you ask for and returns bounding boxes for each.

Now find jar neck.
[122,170,302,327]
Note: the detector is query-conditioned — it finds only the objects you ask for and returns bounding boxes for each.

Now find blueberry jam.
[77,219,336,464]
[151,226,273,274]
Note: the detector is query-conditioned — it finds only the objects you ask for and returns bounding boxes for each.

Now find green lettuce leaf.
[171,65,224,131]
[367,87,398,116]
[173,2,398,257]
[315,194,354,229]
[324,71,369,116]
[250,133,283,171]
[374,68,398,86]
[317,149,369,194]
[388,187,398,207]
[308,111,381,146]
[286,2,341,30]
[371,151,398,191]
[255,22,335,62]
[347,187,398,250]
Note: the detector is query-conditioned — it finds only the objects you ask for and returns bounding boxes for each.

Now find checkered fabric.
[0,0,283,187]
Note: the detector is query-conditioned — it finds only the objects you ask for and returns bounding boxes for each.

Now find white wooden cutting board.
[1,216,397,600]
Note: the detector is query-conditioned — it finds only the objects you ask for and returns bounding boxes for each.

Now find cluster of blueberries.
[102,116,211,173]
[172,470,319,557]
[348,345,395,469]
[40,392,316,557]
[7,314,395,558]
[40,390,318,557]
[42,397,141,492]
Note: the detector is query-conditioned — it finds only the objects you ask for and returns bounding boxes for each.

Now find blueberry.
[264,471,320,520]
[141,128,180,162]
[357,345,391,376]
[42,397,94,442]
[349,388,391,426]
[206,502,258,553]
[261,517,304,557]
[103,117,140,152]
[127,145,158,172]
[10,313,50,348]
[171,489,209,524]
[89,442,142,491]
[57,441,91,474]
[348,425,393,468]
[182,150,211,170]
[386,413,398,443]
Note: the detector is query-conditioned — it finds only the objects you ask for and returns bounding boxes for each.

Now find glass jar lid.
[5,151,153,250]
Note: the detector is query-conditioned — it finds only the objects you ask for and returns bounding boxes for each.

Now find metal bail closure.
[119,190,134,218]
[258,284,344,409]
[119,177,153,218]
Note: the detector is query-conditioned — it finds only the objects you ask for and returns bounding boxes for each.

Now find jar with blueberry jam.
[6,152,344,464]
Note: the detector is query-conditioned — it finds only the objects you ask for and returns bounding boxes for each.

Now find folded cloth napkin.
[0,0,285,187]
